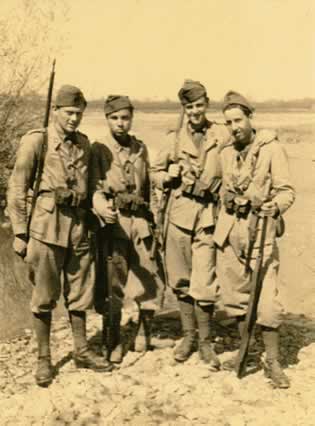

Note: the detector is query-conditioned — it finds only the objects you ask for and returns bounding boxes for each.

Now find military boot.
[195,303,220,371]
[134,309,154,352]
[35,356,53,387]
[174,296,197,362]
[262,326,290,389]
[33,312,54,387]
[70,311,113,372]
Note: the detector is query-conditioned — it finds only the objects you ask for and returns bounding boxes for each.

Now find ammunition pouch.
[114,192,154,223]
[40,188,86,208]
[54,187,84,207]
[224,191,251,218]
[181,179,218,204]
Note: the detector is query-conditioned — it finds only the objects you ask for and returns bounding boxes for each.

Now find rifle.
[235,213,269,378]
[26,59,56,238]
[102,196,116,357]
[150,105,185,260]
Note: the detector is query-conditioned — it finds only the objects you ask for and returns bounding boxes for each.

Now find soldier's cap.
[104,95,134,116]
[178,80,208,105]
[55,85,87,108]
[222,90,254,113]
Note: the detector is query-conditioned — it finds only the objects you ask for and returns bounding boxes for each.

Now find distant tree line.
[88,97,315,113]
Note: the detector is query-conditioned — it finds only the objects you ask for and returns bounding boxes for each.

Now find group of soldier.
[6,80,295,390]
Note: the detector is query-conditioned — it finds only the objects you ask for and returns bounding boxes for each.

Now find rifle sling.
[27,131,48,236]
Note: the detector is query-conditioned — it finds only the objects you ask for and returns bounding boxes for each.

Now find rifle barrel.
[43,59,56,128]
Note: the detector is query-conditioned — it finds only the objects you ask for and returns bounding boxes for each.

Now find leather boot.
[33,312,53,387]
[195,303,220,371]
[262,326,290,389]
[134,309,154,352]
[70,311,113,372]
[174,296,197,362]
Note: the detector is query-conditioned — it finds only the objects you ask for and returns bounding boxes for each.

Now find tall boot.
[195,303,220,371]
[106,311,124,364]
[32,312,53,387]
[262,326,290,389]
[69,311,113,372]
[134,309,154,352]
[174,296,197,362]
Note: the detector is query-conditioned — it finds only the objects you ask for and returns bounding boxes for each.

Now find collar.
[50,124,79,149]
[187,119,210,135]
[180,120,218,157]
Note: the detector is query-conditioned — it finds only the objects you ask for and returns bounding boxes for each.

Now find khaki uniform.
[214,130,295,327]
[90,132,164,312]
[151,121,230,302]
[7,125,94,313]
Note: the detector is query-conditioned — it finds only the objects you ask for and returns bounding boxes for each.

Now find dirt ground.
[0,114,314,425]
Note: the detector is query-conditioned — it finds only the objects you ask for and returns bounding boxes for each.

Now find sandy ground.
[0,114,315,425]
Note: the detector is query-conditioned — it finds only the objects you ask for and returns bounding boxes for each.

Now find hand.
[13,235,28,258]
[261,201,279,217]
[168,163,181,179]
[94,203,118,224]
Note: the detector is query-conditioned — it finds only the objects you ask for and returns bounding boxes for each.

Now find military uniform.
[7,85,112,386]
[214,130,295,327]
[91,95,164,362]
[151,80,229,367]
[8,125,94,312]
[152,120,229,302]
[215,91,295,388]
[90,133,164,311]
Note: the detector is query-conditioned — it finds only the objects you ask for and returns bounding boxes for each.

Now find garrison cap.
[104,95,134,116]
[222,90,254,113]
[55,85,87,108]
[178,80,207,105]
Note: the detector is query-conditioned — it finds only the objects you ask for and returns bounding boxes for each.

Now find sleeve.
[270,143,296,214]
[6,134,39,236]
[89,142,103,196]
[142,144,151,204]
[150,133,174,190]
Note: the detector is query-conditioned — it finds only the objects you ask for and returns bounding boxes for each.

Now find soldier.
[151,80,230,368]
[90,95,164,364]
[214,91,295,388]
[7,85,112,387]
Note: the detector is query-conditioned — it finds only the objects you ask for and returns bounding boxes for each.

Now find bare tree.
[0,0,68,196]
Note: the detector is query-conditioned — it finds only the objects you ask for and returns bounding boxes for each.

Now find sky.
[3,0,315,101]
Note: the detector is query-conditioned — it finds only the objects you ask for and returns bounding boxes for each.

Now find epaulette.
[255,129,277,145]
[26,128,46,135]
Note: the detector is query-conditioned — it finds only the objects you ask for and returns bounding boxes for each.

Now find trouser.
[216,241,284,328]
[25,235,95,313]
[95,232,164,314]
[165,222,218,303]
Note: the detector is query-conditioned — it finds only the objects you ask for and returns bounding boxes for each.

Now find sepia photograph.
[0,0,314,424]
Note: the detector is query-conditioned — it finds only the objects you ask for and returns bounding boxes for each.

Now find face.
[106,108,133,137]
[53,106,84,134]
[224,107,252,143]
[184,96,208,126]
